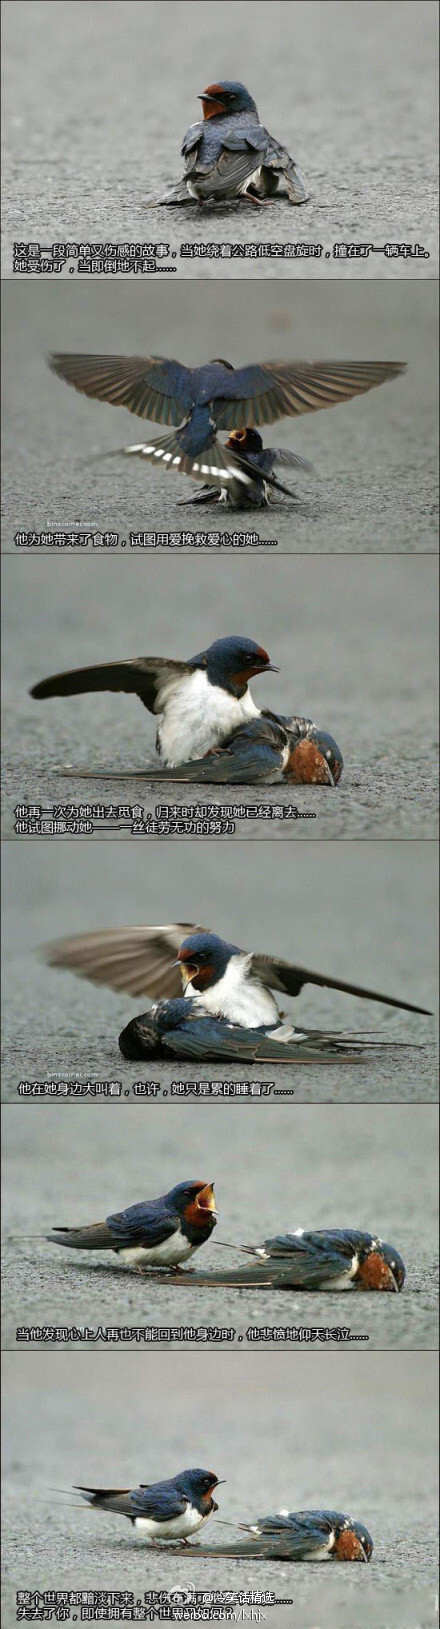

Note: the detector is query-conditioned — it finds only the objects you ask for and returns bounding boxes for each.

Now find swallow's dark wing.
[258,448,313,474]
[239,1237,358,1287]
[132,721,287,784]
[31,657,193,712]
[249,953,431,1016]
[129,1485,188,1521]
[181,121,204,160]
[256,132,310,203]
[214,360,406,430]
[256,1229,367,1259]
[187,143,267,198]
[44,923,205,1000]
[196,1513,334,1560]
[49,355,193,427]
[105,1199,177,1249]
[243,1511,334,1547]
[158,1018,361,1063]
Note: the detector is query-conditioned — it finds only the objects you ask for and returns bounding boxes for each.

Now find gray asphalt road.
[2,1350,438,1628]
[2,554,438,841]
[1,841,437,1102]
[2,1103,438,1351]
[2,281,438,553]
[1,0,438,279]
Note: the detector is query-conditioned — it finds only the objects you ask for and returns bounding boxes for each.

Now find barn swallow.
[204,1509,373,1561]
[49,352,405,493]
[71,1469,224,1544]
[219,1228,406,1291]
[177,430,312,508]
[45,1180,216,1272]
[97,428,310,509]
[157,80,309,208]
[126,716,344,787]
[30,635,342,783]
[44,923,431,1063]
[31,636,283,770]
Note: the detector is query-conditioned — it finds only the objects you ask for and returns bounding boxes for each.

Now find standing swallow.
[71,1469,224,1544]
[177,430,312,508]
[219,1228,406,1291]
[45,1180,216,1272]
[31,636,282,769]
[30,635,342,783]
[49,352,405,493]
[157,80,309,207]
[44,923,431,1062]
[205,1509,373,1561]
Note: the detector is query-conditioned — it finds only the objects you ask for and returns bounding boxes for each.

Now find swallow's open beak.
[265,663,280,672]
[197,1182,217,1215]
[175,954,198,985]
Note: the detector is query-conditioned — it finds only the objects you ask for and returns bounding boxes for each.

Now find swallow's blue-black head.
[165,1180,217,1225]
[378,1240,406,1290]
[177,931,239,992]
[199,81,258,119]
[173,1468,225,1507]
[189,635,279,697]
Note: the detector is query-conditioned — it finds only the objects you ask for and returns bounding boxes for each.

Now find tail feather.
[81,432,297,498]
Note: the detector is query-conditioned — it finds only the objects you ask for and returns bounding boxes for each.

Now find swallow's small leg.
[243,192,276,207]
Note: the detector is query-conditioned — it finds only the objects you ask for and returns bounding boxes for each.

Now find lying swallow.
[44,923,431,1063]
[71,1469,224,1544]
[45,1180,216,1272]
[204,1509,373,1561]
[218,1228,406,1291]
[30,634,341,783]
[177,429,312,508]
[157,80,309,207]
[122,715,344,787]
[49,352,405,492]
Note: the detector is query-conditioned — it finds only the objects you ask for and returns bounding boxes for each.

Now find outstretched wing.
[215,360,406,430]
[49,354,193,426]
[45,923,205,1000]
[31,657,193,713]
[250,952,431,1015]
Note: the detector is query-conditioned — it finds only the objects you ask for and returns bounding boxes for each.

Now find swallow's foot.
[244,192,276,206]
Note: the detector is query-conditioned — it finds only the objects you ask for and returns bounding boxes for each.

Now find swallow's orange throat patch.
[201,86,227,119]
[334,1529,365,1561]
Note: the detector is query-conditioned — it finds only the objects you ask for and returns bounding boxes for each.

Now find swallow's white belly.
[157,670,260,767]
[119,1234,194,1269]
[192,952,279,1027]
[134,1503,204,1540]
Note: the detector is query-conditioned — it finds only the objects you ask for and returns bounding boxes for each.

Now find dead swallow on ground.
[215,1227,406,1290]
[201,1508,373,1561]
